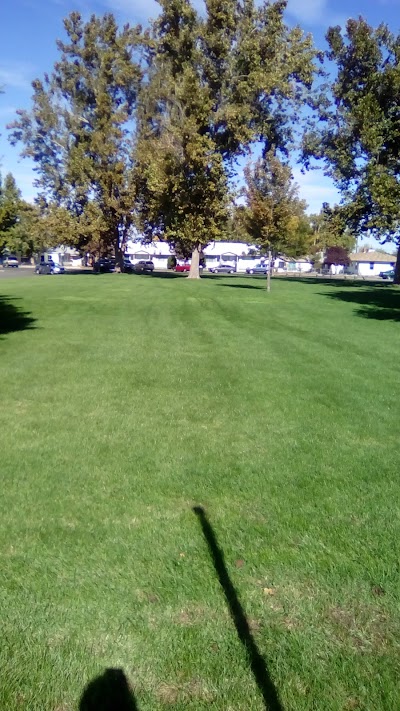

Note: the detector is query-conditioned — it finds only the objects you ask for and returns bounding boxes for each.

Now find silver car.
[2,254,19,268]
[35,261,65,275]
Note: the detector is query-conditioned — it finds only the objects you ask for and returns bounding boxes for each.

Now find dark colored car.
[246,263,269,275]
[133,260,155,274]
[175,263,191,272]
[2,254,19,268]
[122,258,135,272]
[35,261,65,275]
[379,269,395,280]
[209,263,236,274]
[93,258,116,273]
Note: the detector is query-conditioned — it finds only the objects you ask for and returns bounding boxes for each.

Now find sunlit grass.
[0,273,399,710]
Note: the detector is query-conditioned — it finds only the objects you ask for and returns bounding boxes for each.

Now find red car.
[175,263,191,272]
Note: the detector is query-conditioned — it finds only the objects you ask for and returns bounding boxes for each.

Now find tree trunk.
[267,249,272,292]
[188,245,201,279]
[394,244,400,285]
[115,235,124,272]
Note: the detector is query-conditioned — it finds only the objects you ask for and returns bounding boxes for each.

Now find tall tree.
[243,150,309,288]
[9,12,143,267]
[0,173,20,252]
[303,18,400,283]
[134,0,319,278]
[308,203,356,257]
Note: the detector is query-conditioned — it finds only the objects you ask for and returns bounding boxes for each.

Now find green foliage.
[308,204,356,257]
[1,276,400,710]
[0,173,21,249]
[303,17,400,281]
[0,173,40,258]
[134,0,319,276]
[243,151,310,257]
[9,12,143,263]
[9,3,319,276]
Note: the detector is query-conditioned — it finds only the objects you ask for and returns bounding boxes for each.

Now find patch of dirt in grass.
[13,400,29,415]
[328,603,391,652]
[248,617,263,633]
[174,604,219,627]
[345,698,362,710]
[157,679,214,705]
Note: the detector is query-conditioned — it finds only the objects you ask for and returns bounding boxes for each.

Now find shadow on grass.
[193,506,283,711]
[80,668,139,711]
[215,282,266,290]
[63,269,97,276]
[144,271,186,279]
[0,295,36,337]
[323,285,400,321]
[274,275,383,287]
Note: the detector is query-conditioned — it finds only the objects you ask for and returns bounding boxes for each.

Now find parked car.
[35,261,65,275]
[379,269,395,280]
[246,263,269,275]
[2,254,19,268]
[133,260,155,274]
[175,263,191,272]
[93,258,116,273]
[122,258,135,272]
[208,263,236,274]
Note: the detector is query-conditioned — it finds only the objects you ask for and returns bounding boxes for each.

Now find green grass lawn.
[1,272,399,711]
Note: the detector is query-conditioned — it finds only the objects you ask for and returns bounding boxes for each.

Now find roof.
[350,251,395,263]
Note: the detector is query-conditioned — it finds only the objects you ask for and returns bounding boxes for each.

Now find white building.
[350,250,395,277]
[124,239,313,273]
[39,246,82,266]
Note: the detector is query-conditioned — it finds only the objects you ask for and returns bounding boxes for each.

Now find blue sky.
[1,0,399,235]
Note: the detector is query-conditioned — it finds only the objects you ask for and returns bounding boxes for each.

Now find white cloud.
[286,0,347,28]
[0,105,17,118]
[96,0,205,22]
[100,0,158,18]
[0,63,35,91]
[287,0,327,24]
[292,166,340,213]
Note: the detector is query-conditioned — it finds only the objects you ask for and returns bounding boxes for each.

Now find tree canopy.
[134,0,319,277]
[9,12,143,266]
[0,173,40,259]
[303,17,400,282]
[243,151,309,257]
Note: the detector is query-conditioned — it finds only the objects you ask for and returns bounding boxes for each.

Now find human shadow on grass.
[79,668,139,711]
[0,295,36,337]
[322,285,400,321]
[193,506,284,711]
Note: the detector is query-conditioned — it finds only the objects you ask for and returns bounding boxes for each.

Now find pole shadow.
[79,668,139,711]
[193,506,284,711]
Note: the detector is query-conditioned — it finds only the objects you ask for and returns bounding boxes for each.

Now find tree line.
[3,1,400,281]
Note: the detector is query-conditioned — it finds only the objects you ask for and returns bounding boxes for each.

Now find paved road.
[0,267,36,280]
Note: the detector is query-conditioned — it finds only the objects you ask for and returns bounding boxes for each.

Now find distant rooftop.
[350,251,395,263]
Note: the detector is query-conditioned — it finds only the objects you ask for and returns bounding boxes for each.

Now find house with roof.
[349,250,395,277]
[125,239,313,273]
